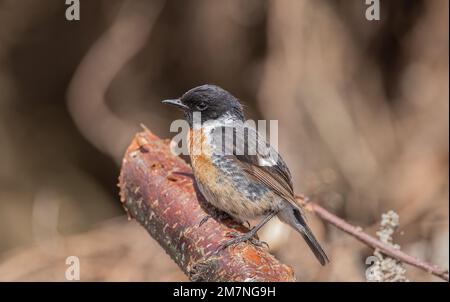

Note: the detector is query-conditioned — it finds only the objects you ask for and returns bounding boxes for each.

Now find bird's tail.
[278,204,329,266]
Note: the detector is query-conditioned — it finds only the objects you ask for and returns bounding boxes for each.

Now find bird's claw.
[258,240,270,249]
[215,231,268,253]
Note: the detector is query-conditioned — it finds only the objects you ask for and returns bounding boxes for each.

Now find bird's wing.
[211,124,300,208]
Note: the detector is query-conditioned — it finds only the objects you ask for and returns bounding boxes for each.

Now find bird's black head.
[162,84,244,127]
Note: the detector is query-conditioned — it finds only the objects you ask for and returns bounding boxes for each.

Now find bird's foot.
[216,230,268,252]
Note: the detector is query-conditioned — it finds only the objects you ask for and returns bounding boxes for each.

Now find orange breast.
[188,128,218,186]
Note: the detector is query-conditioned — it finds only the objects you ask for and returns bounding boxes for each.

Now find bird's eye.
[196,102,208,111]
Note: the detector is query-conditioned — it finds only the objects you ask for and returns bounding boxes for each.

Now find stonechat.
[162,84,329,265]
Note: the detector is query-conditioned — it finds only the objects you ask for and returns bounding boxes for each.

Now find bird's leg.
[198,215,211,227]
[218,211,277,251]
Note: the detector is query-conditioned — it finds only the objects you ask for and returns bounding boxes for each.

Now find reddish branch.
[297,197,449,281]
[118,131,295,281]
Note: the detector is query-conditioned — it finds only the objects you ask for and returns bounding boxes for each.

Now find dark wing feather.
[212,125,299,207]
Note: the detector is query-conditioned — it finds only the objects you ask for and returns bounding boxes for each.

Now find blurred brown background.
[0,0,448,281]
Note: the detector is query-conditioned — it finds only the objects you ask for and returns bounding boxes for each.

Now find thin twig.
[296,196,449,281]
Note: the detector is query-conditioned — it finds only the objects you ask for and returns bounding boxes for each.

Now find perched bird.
[162,84,329,265]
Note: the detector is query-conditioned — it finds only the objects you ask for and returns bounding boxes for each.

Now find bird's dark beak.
[161,99,189,110]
